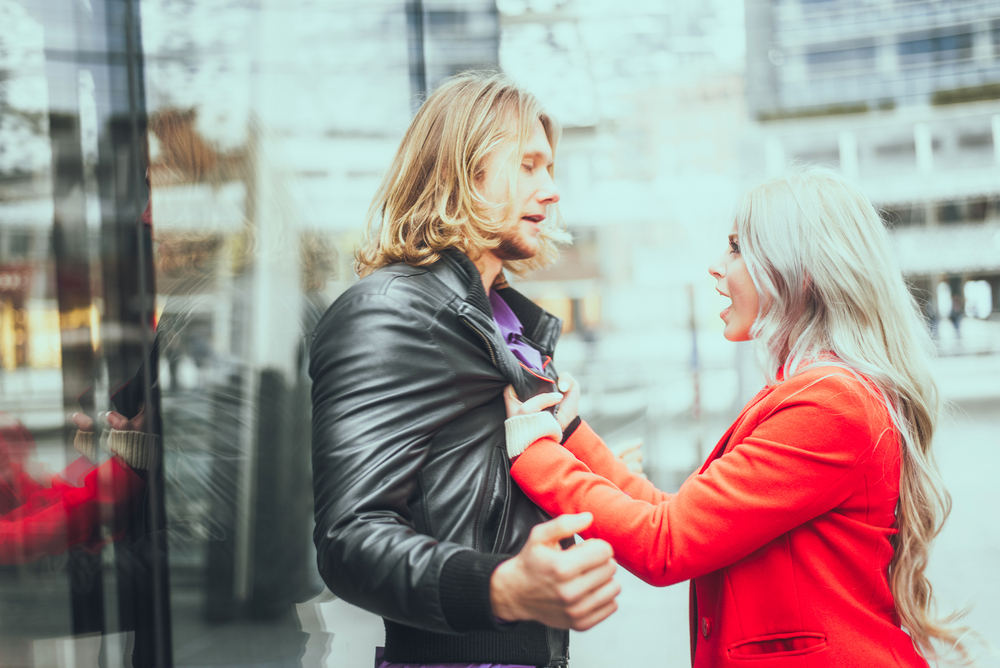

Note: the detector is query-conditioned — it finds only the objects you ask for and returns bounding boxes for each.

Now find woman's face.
[709,224,760,341]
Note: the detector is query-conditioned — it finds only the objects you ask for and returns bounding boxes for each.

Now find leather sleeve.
[510,374,890,587]
[309,290,504,634]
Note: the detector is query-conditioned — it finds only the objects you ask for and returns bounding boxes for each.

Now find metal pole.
[688,284,702,463]
[123,0,173,663]
[406,0,427,111]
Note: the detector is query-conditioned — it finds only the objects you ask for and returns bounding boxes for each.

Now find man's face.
[480,118,560,261]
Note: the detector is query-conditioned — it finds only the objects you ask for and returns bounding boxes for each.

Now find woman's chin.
[723,326,752,342]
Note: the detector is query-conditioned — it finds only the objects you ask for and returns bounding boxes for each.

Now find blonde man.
[309,71,619,667]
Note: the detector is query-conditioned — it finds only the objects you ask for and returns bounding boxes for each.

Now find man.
[310,71,619,667]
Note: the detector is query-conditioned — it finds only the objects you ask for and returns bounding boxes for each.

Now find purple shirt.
[374,293,542,668]
[489,290,544,372]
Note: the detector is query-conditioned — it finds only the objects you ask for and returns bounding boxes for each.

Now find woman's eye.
[521,163,534,173]
[729,241,740,254]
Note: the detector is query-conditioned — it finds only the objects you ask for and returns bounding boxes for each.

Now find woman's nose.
[708,254,725,279]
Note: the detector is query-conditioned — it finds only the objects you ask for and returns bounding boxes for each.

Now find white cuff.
[73,430,99,462]
[107,430,160,470]
[505,412,562,460]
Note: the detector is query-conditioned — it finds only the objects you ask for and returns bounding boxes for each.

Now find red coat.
[510,365,928,667]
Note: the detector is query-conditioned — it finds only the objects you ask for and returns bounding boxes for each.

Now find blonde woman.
[504,169,968,666]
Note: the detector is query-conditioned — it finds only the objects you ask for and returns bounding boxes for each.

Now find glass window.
[805,44,876,73]
[897,28,975,65]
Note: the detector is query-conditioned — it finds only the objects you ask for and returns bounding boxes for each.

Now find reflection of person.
[0,411,155,564]
[310,72,619,667]
[505,170,968,666]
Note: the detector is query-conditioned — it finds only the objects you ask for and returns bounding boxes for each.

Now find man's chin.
[494,238,539,262]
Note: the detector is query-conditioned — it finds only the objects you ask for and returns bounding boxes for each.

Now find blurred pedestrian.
[921,292,939,341]
[505,168,970,666]
[949,290,963,339]
[310,71,619,668]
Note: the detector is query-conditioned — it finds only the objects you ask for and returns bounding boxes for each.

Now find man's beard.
[493,226,537,261]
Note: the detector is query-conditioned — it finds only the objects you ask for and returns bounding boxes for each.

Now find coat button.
[701,617,711,638]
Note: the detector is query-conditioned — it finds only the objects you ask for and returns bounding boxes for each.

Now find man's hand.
[490,512,620,631]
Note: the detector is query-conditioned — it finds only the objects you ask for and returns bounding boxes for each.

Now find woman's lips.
[718,291,732,320]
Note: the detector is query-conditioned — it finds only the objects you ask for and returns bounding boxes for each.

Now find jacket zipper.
[491,453,511,554]
[462,315,514,555]
[461,317,499,368]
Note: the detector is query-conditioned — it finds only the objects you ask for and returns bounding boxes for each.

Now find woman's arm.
[560,419,671,506]
[510,375,887,587]
[504,376,668,506]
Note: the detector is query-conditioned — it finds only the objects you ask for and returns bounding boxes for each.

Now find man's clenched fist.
[490,512,620,631]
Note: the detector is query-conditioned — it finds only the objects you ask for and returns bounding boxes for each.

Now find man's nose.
[538,173,559,205]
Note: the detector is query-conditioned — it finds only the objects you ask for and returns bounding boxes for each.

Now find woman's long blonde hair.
[736,167,969,661]
[355,70,569,277]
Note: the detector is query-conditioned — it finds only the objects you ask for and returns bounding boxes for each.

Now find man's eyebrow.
[523,149,552,163]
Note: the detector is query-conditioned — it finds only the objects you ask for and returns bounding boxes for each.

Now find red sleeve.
[561,421,672,505]
[0,457,144,564]
[510,376,889,586]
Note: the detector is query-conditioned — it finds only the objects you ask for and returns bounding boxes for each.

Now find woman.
[503,169,967,666]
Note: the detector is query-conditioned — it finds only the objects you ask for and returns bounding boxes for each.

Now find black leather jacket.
[310,250,569,666]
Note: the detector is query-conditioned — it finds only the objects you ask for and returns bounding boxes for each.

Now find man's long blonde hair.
[355,70,568,277]
[735,167,969,661]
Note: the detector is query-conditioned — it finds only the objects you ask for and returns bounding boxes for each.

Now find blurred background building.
[0,0,998,666]
[745,0,1000,355]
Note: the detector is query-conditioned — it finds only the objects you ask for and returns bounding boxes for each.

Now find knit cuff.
[73,430,99,463]
[505,412,562,460]
[439,550,510,633]
[106,430,160,470]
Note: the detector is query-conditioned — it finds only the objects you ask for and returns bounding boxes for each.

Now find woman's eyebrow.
[729,233,738,242]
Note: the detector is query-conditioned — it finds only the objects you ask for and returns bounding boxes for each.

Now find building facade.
[744,0,1000,352]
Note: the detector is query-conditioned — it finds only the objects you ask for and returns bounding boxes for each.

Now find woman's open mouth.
[718,291,732,319]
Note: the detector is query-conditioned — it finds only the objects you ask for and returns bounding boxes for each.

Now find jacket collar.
[430,249,562,356]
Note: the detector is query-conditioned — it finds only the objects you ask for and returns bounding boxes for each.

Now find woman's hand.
[554,373,580,431]
[611,437,646,478]
[503,372,581,432]
[70,412,95,432]
[105,408,146,432]
[70,407,146,433]
[504,386,562,419]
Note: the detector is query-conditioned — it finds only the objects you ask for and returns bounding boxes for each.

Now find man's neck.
[473,251,504,296]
